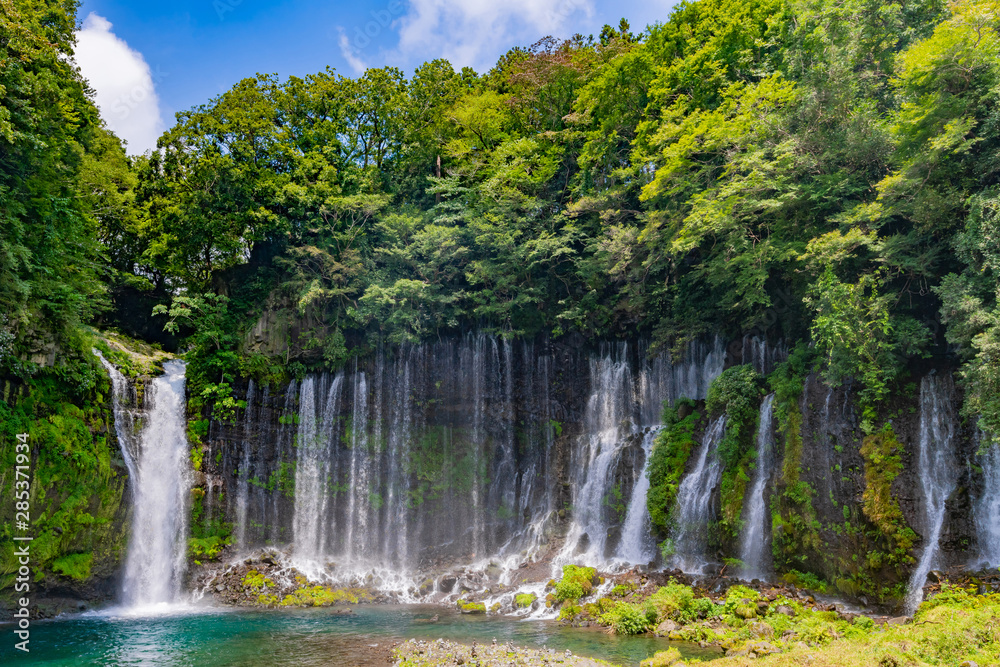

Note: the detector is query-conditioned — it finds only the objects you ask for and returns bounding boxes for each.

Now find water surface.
[7,604,721,666]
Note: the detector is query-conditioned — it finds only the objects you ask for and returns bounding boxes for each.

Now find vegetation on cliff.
[3,0,997,446]
[5,0,1000,605]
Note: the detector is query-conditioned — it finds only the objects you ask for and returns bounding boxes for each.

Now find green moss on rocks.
[515,592,536,607]
[457,599,487,614]
[647,398,702,536]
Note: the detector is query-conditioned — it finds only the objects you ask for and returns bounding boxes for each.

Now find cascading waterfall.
[975,429,1000,567]
[120,360,191,608]
[559,345,636,562]
[671,417,726,573]
[639,337,727,426]
[234,380,255,551]
[227,334,733,589]
[614,427,662,564]
[738,394,776,580]
[293,374,344,567]
[94,351,139,485]
[904,375,958,615]
[344,367,368,559]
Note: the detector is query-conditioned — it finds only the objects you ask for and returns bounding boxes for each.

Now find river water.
[7,605,720,666]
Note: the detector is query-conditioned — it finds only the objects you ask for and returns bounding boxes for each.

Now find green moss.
[457,599,487,614]
[860,425,914,559]
[280,584,365,607]
[647,398,701,536]
[51,552,93,580]
[515,592,537,607]
[241,569,274,591]
[1,350,130,593]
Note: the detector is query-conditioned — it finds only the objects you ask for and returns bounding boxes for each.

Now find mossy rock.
[515,593,537,608]
[457,599,486,614]
[640,648,683,667]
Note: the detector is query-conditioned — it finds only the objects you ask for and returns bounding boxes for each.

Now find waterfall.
[240,334,731,587]
[234,380,255,551]
[614,428,661,564]
[903,375,958,615]
[639,337,726,425]
[738,394,776,580]
[559,345,636,562]
[94,351,140,486]
[975,429,1000,567]
[741,336,786,376]
[344,367,368,560]
[293,374,344,566]
[671,416,726,573]
[119,360,191,608]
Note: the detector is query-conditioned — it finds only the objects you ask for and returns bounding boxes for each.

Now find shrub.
[644,580,695,623]
[601,602,652,635]
[555,564,597,602]
[558,603,582,621]
[723,585,762,619]
[457,599,487,614]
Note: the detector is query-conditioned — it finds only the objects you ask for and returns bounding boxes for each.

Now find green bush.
[706,365,763,469]
[644,580,695,623]
[647,399,701,535]
[555,564,597,602]
[723,585,762,619]
[600,601,652,635]
[558,603,582,621]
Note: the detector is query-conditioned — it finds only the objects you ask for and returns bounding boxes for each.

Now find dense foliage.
[4,0,1000,442]
[5,0,1000,601]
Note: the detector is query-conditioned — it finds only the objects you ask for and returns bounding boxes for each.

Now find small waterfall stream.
[904,375,958,615]
[738,394,775,580]
[95,352,140,487]
[975,430,1000,567]
[559,346,636,563]
[671,416,726,573]
[614,428,661,564]
[234,380,255,551]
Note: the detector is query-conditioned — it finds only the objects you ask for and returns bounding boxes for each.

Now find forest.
[4,0,999,439]
[3,0,1000,622]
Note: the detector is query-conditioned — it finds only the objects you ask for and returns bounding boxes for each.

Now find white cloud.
[392,0,594,73]
[74,13,165,154]
[338,27,370,74]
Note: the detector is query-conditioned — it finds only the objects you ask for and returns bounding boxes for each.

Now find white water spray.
[903,375,958,615]
[738,394,775,580]
[671,416,726,573]
[120,360,191,609]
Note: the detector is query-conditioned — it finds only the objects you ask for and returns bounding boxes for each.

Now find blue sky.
[74,0,678,153]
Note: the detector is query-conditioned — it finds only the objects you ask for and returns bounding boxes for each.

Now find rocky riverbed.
[392,638,622,666]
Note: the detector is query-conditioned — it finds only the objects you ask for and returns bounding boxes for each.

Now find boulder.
[655,619,678,636]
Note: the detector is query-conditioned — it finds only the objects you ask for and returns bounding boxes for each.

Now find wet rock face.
[788,367,981,586]
[198,334,626,571]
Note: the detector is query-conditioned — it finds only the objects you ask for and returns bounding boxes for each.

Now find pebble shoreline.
[392,638,621,667]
